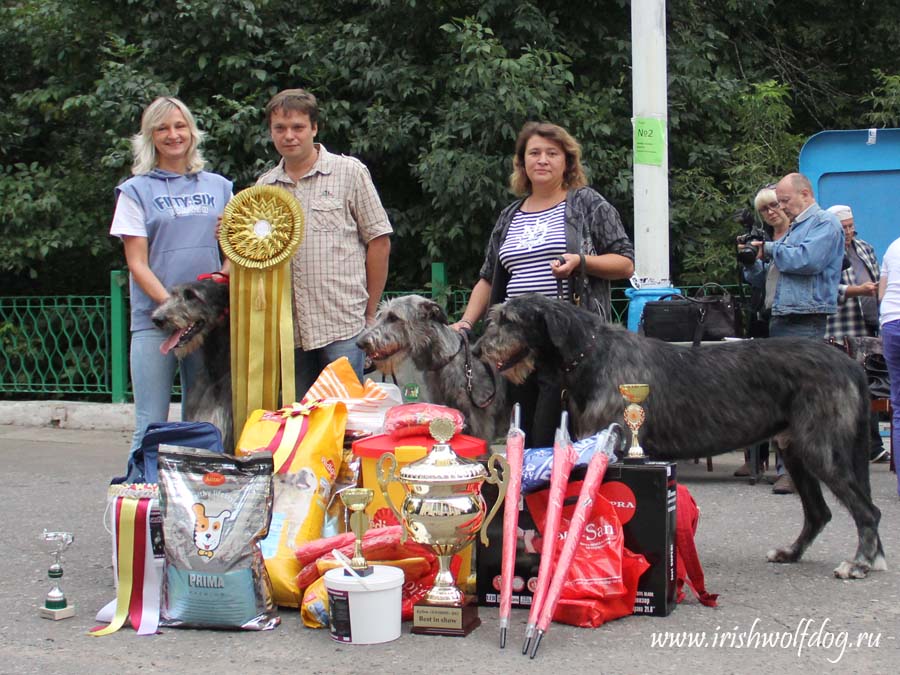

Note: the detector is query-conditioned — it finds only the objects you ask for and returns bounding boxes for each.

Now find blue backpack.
[115,421,225,484]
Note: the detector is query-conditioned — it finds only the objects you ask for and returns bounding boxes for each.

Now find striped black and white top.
[499,200,568,299]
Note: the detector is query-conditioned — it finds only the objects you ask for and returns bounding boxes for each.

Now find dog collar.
[196,272,230,284]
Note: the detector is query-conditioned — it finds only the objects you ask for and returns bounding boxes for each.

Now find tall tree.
[2,0,898,293]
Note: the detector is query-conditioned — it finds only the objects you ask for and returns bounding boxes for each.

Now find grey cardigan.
[481,186,634,320]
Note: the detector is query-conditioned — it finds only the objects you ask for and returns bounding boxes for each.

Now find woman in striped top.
[454,122,634,445]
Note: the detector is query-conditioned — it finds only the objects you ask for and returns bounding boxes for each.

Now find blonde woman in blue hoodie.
[109,97,232,468]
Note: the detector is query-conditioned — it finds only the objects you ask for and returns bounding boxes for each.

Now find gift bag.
[236,400,347,607]
[526,485,648,628]
[526,486,627,601]
[298,356,402,538]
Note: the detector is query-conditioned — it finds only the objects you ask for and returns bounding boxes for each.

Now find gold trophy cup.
[341,488,374,576]
[40,530,75,620]
[619,383,650,461]
[377,417,508,637]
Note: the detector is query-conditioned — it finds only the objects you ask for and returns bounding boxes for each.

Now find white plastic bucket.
[324,565,404,644]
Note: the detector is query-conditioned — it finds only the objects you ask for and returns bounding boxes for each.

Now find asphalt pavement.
[1,410,899,675]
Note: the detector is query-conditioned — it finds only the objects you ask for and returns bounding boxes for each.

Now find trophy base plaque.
[411,597,481,637]
[40,605,76,621]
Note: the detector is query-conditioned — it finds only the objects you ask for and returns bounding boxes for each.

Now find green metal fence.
[0,263,744,401]
[0,294,112,395]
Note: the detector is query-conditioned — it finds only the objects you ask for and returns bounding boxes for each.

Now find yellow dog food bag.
[236,400,347,607]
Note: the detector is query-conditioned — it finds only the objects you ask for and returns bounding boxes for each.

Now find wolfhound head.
[151,278,229,358]
[356,294,455,374]
[474,293,589,384]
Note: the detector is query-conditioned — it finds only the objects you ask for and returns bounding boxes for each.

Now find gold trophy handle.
[480,453,509,547]
[375,452,407,543]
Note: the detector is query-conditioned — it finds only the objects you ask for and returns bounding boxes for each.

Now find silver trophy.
[40,530,75,620]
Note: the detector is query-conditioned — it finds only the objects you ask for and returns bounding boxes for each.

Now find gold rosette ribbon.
[220,185,305,441]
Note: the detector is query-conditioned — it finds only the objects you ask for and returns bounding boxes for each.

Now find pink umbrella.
[499,404,525,648]
[529,427,619,659]
[522,411,577,655]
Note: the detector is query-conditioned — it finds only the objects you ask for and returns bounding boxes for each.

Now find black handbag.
[824,335,891,399]
[640,284,741,346]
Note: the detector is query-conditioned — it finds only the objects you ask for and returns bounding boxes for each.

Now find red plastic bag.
[526,482,627,601]
[552,550,650,627]
[675,484,718,607]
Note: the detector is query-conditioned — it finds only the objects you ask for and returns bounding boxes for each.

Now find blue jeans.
[128,327,204,456]
[768,313,828,475]
[882,319,900,495]
[294,334,365,401]
[768,313,828,339]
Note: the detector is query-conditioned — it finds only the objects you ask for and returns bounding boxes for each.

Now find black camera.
[734,208,767,266]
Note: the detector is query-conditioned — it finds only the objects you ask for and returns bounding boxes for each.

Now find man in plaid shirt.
[825,205,880,339]
[257,89,392,397]
[824,204,887,462]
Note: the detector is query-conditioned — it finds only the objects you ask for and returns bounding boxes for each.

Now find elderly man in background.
[824,204,888,463]
[745,172,844,493]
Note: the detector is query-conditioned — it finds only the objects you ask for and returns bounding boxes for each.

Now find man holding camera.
[744,173,844,338]
[823,204,888,463]
[742,173,844,492]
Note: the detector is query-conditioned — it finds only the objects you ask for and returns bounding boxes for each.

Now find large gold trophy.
[376,418,508,636]
[619,383,650,461]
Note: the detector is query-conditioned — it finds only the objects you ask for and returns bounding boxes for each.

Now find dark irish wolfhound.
[474,293,884,579]
[151,277,233,452]
[356,295,508,441]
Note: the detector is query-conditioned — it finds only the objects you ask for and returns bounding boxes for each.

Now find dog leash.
[560,333,597,373]
[461,331,497,409]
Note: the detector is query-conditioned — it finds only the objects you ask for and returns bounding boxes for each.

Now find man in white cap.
[825,204,880,338]
[825,204,888,462]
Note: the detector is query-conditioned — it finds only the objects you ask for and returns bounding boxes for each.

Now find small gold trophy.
[40,530,75,620]
[619,383,650,462]
[341,488,375,577]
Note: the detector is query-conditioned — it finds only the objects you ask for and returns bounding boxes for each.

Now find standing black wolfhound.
[357,295,508,441]
[474,293,885,579]
[151,277,233,452]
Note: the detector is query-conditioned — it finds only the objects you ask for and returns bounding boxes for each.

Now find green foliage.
[2,0,899,294]
[862,70,900,128]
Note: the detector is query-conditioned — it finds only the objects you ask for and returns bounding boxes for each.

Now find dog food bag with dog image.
[157,445,279,630]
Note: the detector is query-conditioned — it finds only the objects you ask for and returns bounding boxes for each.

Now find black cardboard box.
[476,460,676,617]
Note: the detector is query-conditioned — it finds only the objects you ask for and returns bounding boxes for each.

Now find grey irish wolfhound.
[356,295,508,441]
[151,277,233,452]
[474,293,884,580]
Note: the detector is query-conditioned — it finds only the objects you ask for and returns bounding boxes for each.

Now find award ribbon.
[92,495,161,636]
[90,497,138,636]
[221,186,305,441]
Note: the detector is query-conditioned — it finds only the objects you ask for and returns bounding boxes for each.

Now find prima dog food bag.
[157,445,279,630]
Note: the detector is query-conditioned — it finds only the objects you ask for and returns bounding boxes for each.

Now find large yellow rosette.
[220,185,304,442]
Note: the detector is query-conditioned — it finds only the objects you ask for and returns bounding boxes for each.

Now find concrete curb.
[0,401,180,431]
